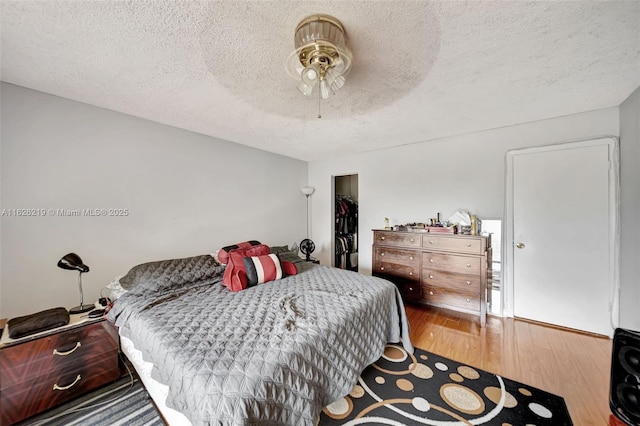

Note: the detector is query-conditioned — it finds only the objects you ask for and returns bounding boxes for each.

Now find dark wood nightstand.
[0,316,120,425]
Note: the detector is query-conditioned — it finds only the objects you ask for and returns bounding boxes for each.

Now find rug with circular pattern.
[318,344,573,425]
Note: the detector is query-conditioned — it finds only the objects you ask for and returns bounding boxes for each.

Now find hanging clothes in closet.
[335,195,358,271]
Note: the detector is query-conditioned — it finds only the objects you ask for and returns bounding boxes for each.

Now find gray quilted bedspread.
[107,265,412,425]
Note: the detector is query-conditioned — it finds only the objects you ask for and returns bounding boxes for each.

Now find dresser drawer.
[422,235,484,254]
[399,282,421,300]
[0,321,119,390]
[422,286,481,312]
[373,231,421,248]
[374,261,419,282]
[422,270,481,293]
[422,252,481,274]
[373,247,419,266]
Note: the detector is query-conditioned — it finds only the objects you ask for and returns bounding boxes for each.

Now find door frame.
[332,173,359,269]
[503,136,620,331]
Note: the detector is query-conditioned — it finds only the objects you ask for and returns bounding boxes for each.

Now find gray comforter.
[107,264,412,425]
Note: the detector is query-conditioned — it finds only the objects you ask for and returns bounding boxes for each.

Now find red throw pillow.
[281,261,298,276]
[244,244,271,258]
[222,245,271,292]
[222,250,248,292]
[217,240,261,265]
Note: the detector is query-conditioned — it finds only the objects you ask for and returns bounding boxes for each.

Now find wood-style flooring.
[405,304,614,426]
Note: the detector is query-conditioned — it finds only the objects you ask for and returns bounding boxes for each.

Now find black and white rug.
[319,344,573,425]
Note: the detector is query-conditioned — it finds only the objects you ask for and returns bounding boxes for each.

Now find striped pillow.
[243,254,283,287]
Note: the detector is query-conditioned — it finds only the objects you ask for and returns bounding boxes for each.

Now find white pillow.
[104,275,127,300]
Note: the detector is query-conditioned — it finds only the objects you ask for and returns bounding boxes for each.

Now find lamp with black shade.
[57,253,93,314]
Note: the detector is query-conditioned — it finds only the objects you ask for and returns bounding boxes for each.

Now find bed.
[106,253,412,425]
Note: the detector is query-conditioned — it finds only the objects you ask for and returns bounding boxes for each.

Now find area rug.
[318,344,573,425]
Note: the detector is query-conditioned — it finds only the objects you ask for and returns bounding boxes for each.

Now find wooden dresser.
[373,230,491,326]
[0,318,120,425]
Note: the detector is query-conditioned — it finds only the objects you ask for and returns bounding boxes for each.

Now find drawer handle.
[429,258,434,263]
[381,252,385,256]
[429,291,434,296]
[466,281,471,285]
[409,256,414,260]
[409,238,415,242]
[53,374,81,391]
[466,299,471,303]
[409,272,413,276]
[408,287,414,291]
[428,240,434,245]
[428,274,434,279]
[53,342,81,356]
[466,243,472,247]
[466,263,471,268]
[380,267,385,271]
[380,236,385,240]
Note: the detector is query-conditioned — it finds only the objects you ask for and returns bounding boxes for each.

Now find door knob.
[516,242,525,249]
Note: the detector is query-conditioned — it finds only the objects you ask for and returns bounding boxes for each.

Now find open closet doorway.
[334,174,358,272]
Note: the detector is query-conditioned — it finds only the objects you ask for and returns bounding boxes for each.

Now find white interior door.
[506,138,618,336]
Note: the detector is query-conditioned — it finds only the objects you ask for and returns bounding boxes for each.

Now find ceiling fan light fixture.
[301,62,321,87]
[286,14,352,99]
[297,81,314,96]
[325,68,345,91]
[319,79,331,99]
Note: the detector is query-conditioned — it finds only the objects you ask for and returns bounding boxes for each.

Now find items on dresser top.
[7,307,70,339]
[0,316,120,425]
[1,312,106,347]
[372,229,492,326]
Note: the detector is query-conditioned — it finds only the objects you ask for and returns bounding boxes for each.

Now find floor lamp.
[301,186,315,238]
[300,186,316,261]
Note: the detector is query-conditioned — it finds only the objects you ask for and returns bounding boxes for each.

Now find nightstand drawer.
[1,342,119,390]
[1,363,120,425]
[422,252,481,274]
[0,321,118,389]
[0,319,120,425]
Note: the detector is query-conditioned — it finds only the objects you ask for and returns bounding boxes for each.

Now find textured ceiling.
[1,1,639,161]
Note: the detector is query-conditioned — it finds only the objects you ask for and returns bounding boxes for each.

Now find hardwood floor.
[405,304,614,426]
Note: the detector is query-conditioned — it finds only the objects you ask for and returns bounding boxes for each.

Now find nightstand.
[0,316,120,425]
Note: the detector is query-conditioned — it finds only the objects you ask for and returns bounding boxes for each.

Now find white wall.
[3,81,635,329]
[308,107,620,280]
[619,86,640,331]
[0,83,308,319]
